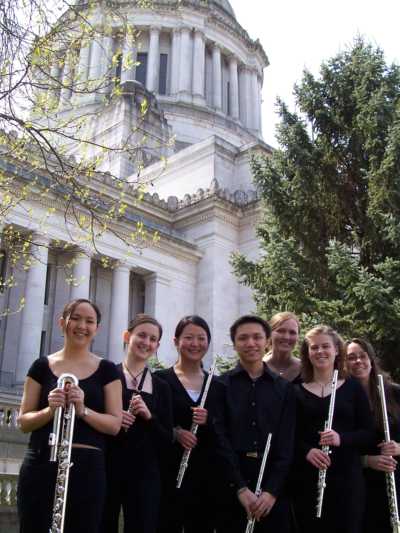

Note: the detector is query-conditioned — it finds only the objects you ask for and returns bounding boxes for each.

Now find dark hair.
[127,313,163,340]
[230,315,271,343]
[174,315,211,344]
[62,299,101,325]
[346,338,400,428]
[300,324,347,382]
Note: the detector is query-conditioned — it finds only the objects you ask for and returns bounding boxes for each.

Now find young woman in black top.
[263,311,302,383]
[346,338,400,533]
[156,315,218,533]
[17,298,122,533]
[292,325,373,533]
[102,314,173,533]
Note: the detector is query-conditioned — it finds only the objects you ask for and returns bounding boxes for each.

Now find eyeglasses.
[346,353,369,363]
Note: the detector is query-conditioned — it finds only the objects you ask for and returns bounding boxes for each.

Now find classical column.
[250,68,260,132]
[146,27,161,93]
[144,273,174,362]
[17,235,49,382]
[239,65,251,128]
[178,27,192,99]
[192,30,205,105]
[228,55,239,120]
[59,55,73,108]
[70,42,90,105]
[88,38,103,81]
[120,35,137,83]
[212,43,222,110]
[100,34,114,95]
[76,41,90,84]
[108,263,130,362]
[257,75,263,135]
[170,28,181,95]
[70,251,91,301]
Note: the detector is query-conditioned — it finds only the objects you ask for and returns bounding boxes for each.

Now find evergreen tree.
[232,38,400,374]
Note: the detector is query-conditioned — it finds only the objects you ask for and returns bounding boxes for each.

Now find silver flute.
[48,373,79,533]
[377,374,400,533]
[316,369,338,518]
[245,433,273,533]
[176,359,217,488]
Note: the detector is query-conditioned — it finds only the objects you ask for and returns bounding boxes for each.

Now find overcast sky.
[229,0,400,147]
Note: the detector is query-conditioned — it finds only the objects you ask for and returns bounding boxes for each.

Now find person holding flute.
[155,315,219,533]
[17,298,122,533]
[291,325,373,533]
[213,315,296,533]
[102,314,173,533]
[346,338,400,533]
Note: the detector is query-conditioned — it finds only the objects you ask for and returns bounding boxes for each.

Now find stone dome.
[212,0,236,18]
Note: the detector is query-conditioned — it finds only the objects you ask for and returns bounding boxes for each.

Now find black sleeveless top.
[27,356,119,451]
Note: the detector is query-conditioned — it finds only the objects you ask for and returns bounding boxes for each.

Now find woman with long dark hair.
[292,325,373,533]
[102,314,173,533]
[17,298,122,533]
[156,315,218,533]
[346,338,400,533]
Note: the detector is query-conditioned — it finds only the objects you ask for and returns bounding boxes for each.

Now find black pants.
[17,447,106,533]
[216,456,293,533]
[157,462,216,533]
[102,453,161,533]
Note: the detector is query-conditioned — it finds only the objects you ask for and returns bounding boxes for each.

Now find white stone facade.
[0,0,270,385]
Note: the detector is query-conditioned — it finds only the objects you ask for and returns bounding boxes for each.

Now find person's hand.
[237,488,257,518]
[306,448,331,469]
[176,428,197,450]
[367,454,397,473]
[252,491,276,520]
[192,407,208,425]
[67,384,85,416]
[121,410,136,430]
[319,429,341,447]
[378,440,400,457]
[48,387,66,414]
[130,395,152,421]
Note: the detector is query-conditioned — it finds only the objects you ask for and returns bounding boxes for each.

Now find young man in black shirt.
[214,315,295,533]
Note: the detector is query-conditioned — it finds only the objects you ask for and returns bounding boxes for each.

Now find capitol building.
[0,0,269,517]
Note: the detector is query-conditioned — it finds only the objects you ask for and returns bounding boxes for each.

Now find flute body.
[316,369,339,518]
[48,373,79,533]
[176,360,217,488]
[244,433,273,533]
[377,374,400,533]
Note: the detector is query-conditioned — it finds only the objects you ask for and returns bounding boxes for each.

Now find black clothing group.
[18,359,390,533]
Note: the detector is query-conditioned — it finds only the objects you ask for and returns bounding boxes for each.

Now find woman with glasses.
[346,338,400,533]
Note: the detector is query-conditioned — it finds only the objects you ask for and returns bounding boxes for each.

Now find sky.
[229,0,400,147]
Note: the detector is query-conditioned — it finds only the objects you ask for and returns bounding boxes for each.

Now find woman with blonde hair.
[291,325,373,533]
[264,311,301,382]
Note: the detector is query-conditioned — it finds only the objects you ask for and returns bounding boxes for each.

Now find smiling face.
[60,302,98,347]
[174,323,209,363]
[307,333,337,372]
[234,322,268,365]
[271,318,299,356]
[346,341,372,382]
[125,322,160,363]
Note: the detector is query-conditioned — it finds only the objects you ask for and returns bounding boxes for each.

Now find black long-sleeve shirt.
[213,362,296,497]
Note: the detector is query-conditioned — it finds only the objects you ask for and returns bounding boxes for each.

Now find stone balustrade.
[0,473,18,506]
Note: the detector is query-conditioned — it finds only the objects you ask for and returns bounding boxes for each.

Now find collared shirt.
[214,362,295,497]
